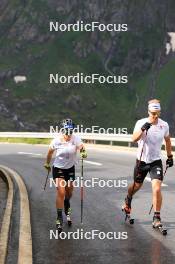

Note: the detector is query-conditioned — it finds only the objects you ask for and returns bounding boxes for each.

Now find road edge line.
[0,166,33,264]
[0,167,14,264]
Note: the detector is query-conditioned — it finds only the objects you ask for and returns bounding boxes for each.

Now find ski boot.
[64,199,72,226]
[152,214,167,236]
[56,219,63,233]
[122,195,134,224]
[66,208,72,226]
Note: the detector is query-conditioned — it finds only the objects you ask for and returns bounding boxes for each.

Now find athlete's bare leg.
[151,179,162,212]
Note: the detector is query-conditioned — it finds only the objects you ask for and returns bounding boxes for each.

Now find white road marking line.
[0,167,14,264]
[18,152,42,156]
[145,176,168,187]
[83,160,102,166]
[0,166,33,264]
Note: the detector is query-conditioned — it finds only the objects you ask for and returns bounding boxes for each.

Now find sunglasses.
[149,111,161,116]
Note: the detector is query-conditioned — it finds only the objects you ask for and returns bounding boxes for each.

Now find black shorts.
[134,159,163,183]
[52,166,75,181]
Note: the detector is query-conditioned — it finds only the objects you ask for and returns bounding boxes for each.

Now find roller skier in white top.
[122,99,173,230]
[44,119,87,233]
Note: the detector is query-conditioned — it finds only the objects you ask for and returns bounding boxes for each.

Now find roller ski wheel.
[152,222,167,236]
[56,220,63,233]
[122,205,134,225]
[152,217,167,236]
[67,215,72,226]
[152,224,167,236]
[66,208,72,227]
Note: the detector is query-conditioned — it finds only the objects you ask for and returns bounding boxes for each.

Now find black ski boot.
[122,195,134,224]
[56,219,63,233]
[64,199,72,226]
[152,213,167,235]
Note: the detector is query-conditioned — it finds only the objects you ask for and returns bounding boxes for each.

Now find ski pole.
[43,170,50,190]
[137,131,148,168]
[149,165,169,215]
[81,158,84,224]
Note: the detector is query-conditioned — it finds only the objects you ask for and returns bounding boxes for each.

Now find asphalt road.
[0,143,175,264]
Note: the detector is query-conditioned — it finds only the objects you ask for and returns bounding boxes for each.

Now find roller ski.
[64,199,72,227]
[122,196,134,225]
[152,214,167,236]
[66,208,72,226]
[56,219,63,234]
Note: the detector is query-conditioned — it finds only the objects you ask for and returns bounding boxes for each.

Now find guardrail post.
[110,141,113,146]
[128,142,131,147]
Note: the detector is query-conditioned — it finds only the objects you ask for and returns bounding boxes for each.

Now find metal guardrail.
[0,132,175,147]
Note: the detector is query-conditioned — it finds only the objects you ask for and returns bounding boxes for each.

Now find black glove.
[166,155,173,167]
[141,122,152,132]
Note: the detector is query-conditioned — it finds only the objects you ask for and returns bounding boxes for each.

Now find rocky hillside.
[0,0,175,134]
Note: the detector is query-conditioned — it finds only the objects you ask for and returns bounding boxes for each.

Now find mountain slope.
[0,0,175,134]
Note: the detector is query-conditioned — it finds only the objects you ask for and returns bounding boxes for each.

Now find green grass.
[155,59,175,109]
[0,137,51,144]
